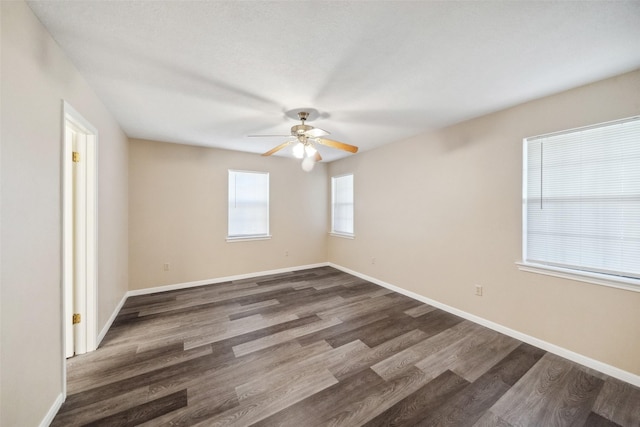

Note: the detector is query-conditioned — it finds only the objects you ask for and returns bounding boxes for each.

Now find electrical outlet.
[163,263,170,271]
[371,257,376,265]
[285,250,289,257]
[475,285,483,296]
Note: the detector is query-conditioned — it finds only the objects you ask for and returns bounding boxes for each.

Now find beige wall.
[129,139,328,290]
[328,69,640,376]
[0,2,129,425]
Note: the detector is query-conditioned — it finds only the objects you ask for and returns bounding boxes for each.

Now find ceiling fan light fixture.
[304,144,317,157]
[301,156,315,172]
[292,142,305,159]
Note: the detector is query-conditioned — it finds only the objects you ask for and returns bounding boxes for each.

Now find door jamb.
[61,100,98,396]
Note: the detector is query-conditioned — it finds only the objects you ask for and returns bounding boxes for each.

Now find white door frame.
[62,100,98,395]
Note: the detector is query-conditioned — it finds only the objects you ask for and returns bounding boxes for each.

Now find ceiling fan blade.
[262,141,292,156]
[314,151,322,162]
[305,128,330,138]
[317,138,359,153]
[248,134,291,137]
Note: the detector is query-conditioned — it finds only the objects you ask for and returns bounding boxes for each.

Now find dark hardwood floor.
[52,267,640,426]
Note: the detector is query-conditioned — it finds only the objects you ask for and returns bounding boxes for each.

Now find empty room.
[2,1,640,426]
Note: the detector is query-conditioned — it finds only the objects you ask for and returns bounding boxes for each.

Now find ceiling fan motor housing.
[291,124,313,135]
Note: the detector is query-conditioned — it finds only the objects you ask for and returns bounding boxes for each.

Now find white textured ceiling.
[27,1,640,162]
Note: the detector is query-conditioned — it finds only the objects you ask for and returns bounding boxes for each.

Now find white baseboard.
[96,292,128,347]
[39,393,64,427]
[328,262,640,388]
[126,263,330,297]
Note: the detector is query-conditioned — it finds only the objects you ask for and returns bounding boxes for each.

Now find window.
[331,174,354,236]
[228,170,269,240]
[522,117,640,286]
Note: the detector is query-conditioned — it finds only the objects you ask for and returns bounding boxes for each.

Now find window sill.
[226,235,272,243]
[329,232,354,240]
[516,262,640,293]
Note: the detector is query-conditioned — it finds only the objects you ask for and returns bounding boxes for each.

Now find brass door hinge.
[72,313,81,324]
[72,151,80,163]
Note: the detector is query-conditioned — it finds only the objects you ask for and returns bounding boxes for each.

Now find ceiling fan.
[249,110,358,171]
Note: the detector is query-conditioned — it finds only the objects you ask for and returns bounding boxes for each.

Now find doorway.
[62,101,98,367]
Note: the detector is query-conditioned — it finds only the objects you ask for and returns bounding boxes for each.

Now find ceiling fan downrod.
[291,111,313,136]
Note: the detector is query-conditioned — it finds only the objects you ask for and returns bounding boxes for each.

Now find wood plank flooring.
[52,267,640,426]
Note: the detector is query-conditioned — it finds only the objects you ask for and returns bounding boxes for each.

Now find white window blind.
[332,174,354,235]
[523,116,640,281]
[228,170,269,239]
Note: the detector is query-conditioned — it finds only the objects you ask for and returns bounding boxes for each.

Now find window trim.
[519,116,640,292]
[329,232,355,240]
[226,235,271,243]
[331,173,355,237]
[227,169,270,241]
[516,262,640,293]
